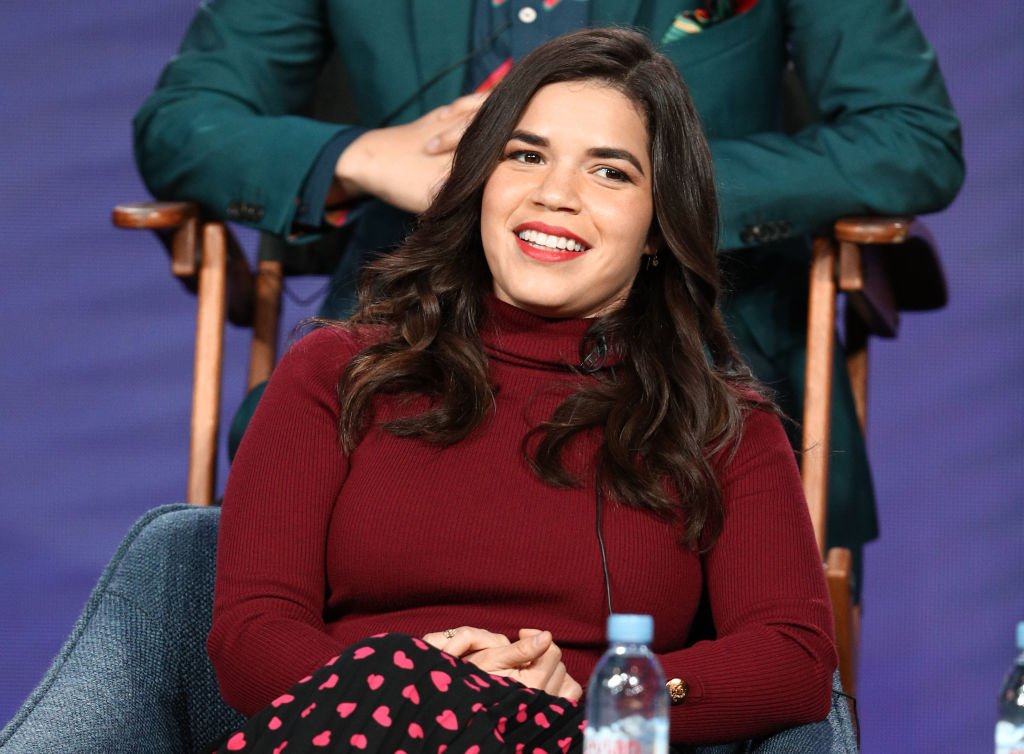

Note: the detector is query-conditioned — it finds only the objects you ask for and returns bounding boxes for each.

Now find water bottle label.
[583,718,669,754]
[995,720,1024,753]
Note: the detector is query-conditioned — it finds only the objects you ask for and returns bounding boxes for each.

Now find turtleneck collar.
[480,295,619,373]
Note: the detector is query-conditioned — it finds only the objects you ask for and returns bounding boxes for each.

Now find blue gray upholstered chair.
[0,505,858,753]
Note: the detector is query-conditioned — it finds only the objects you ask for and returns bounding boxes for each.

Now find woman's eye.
[596,166,631,183]
[508,150,543,164]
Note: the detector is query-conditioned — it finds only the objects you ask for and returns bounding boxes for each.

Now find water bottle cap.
[1016,621,1024,651]
[607,614,654,644]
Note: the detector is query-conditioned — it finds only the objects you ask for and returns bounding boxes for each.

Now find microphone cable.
[377,18,513,127]
[595,480,614,617]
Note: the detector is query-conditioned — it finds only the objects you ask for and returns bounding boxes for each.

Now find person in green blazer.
[134,0,964,595]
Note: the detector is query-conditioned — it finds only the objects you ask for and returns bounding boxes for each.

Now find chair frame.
[113,202,283,505]
[801,216,942,699]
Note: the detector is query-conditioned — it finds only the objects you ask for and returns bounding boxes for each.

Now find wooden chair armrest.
[113,201,200,279]
[112,201,255,327]
[834,216,914,245]
[832,216,947,339]
[112,200,199,230]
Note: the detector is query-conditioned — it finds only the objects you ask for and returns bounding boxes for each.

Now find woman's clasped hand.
[421,626,584,701]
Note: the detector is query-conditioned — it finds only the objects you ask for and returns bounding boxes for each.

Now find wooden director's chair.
[112,203,945,703]
[800,217,946,699]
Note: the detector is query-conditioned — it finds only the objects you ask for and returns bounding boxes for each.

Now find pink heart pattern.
[210,634,583,753]
[393,650,415,669]
[516,703,529,723]
[311,731,331,747]
[401,684,420,704]
[372,705,393,727]
[436,709,458,730]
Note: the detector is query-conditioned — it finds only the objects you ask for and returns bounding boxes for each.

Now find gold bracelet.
[666,677,688,704]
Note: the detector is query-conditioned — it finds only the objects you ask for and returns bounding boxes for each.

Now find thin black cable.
[595,482,614,617]
[377,19,513,127]
[832,687,859,744]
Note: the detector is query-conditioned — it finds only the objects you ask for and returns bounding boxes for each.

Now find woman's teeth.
[517,229,586,252]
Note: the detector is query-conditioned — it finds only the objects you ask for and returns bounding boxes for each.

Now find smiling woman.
[205,27,839,754]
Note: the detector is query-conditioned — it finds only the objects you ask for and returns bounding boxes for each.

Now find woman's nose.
[530,166,581,212]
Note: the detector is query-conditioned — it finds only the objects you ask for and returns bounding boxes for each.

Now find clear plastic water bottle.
[584,614,669,754]
[996,621,1024,754]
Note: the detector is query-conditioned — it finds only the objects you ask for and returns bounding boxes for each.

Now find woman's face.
[480,80,655,319]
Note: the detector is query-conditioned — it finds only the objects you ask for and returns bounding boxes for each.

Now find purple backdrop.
[0,2,1021,751]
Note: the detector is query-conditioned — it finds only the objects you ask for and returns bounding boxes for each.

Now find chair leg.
[826,547,857,698]
[247,259,283,390]
[806,236,861,708]
[188,223,227,506]
[802,236,838,554]
[844,311,870,433]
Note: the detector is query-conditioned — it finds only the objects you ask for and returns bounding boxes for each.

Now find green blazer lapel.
[410,3,474,107]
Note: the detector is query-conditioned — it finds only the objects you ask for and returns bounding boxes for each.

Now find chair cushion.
[0,505,243,754]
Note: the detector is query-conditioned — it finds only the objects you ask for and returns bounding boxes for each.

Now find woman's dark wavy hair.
[337,27,764,548]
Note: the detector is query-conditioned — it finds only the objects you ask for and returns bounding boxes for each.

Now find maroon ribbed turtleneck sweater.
[210,297,836,744]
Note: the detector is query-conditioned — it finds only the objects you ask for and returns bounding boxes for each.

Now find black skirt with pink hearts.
[210,633,584,753]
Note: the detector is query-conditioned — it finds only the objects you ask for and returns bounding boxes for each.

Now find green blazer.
[134,0,964,563]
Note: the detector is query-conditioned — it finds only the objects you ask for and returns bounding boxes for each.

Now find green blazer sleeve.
[703,0,965,249]
[133,0,352,237]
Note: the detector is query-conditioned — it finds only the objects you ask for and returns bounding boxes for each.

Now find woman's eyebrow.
[508,130,547,147]
[506,131,645,176]
[587,147,645,176]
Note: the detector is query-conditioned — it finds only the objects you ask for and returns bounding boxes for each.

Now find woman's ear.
[643,229,662,257]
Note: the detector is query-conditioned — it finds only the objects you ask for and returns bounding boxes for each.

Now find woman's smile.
[514,221,591,261]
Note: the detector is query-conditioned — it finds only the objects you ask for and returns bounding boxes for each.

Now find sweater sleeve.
[661,408,837,744]
[208,328,357,715]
